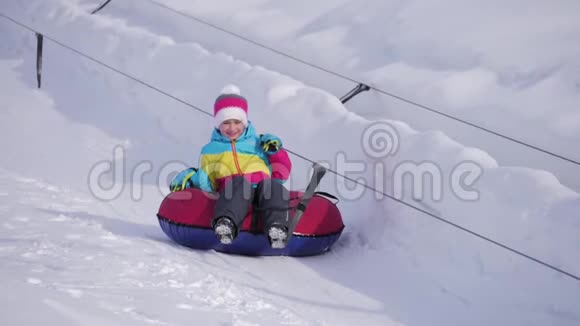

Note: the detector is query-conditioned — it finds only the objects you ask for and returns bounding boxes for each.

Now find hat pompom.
[221,84,241,95]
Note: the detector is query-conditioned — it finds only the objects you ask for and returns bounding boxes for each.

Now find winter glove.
[169,167,198,192]
[259,134,282,155]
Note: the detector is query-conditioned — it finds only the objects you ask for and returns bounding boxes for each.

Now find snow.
[109,0,580,192]
[1,0,580,325]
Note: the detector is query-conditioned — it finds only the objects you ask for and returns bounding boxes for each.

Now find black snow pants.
[212,176,291,236]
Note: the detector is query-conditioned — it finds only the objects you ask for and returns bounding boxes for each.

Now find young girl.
[190,85,293,249]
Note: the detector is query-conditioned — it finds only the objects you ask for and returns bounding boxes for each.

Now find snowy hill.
[102,0,580,192]
[1,0,579,325]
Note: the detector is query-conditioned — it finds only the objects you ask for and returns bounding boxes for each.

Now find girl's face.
[219,119,245,140]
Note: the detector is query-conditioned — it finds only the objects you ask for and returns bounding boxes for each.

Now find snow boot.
[267,224,289,249]
[213,216,236,245]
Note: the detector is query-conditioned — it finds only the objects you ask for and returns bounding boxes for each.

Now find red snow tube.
[157,188,344,256]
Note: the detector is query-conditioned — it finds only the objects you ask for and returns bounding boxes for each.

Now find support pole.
[340,83,370,104]
[91,0,113,14]
[36,32,43,88]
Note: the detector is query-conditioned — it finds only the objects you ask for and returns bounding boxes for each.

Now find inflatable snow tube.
[157,188,344,256]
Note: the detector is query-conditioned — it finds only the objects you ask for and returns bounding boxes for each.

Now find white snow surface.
[1,0,579,325]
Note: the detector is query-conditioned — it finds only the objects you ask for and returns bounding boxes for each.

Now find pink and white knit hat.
[214,84,248,128]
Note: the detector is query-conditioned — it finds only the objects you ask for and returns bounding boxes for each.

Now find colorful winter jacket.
[191,122,292,193]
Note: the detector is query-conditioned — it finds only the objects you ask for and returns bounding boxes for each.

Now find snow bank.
[97,0,580,192]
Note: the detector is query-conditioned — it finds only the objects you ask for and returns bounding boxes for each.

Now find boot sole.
[215,224,234,245]
[268,227,288,249]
